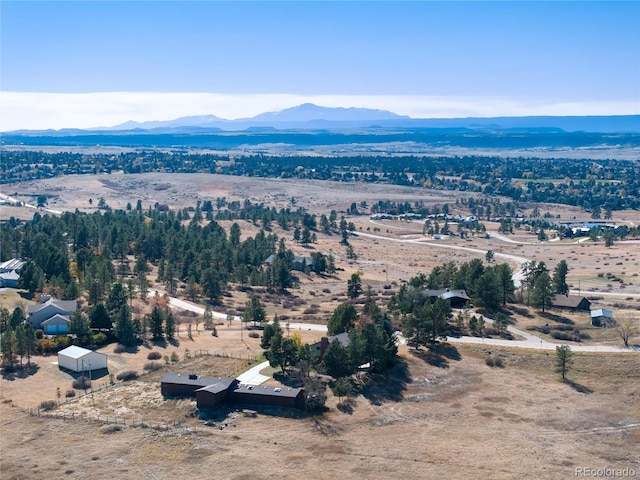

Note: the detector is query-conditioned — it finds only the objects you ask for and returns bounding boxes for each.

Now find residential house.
[161,373,304,409]
[0,258,25,288]
[312,332,350,361]
[292,255,313,272]
[41,314,71,335]
[552,295,591,312]
[27,297,78,330]
[423,289,471,308]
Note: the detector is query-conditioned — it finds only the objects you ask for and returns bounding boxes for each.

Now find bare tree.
[615,316,637,348]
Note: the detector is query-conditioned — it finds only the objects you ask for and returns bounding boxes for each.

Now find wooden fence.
[26,408,197,433]
[25,350,261,430]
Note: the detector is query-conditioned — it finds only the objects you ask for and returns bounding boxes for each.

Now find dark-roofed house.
[231,383,304,409]
[312,332,350,361]
[552,295,591,312]
[161,373,305,409]
[161,373,235,396]
[195,378,240,408]
[292,255,313,272]
[424,289,471,308]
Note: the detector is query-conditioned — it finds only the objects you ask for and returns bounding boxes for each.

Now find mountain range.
[99,104,639,133]
[5,103,640,134]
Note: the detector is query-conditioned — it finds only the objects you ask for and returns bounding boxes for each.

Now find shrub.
[40,400,56,411]
[35,329,44,340]
[91,332,108,345]
[485,355,505,368]
[100,425,122,434]
[113,344,127,353]
[144,361,163,371]
[72,376,92,390]
[147,351,162,360]
[65,389,76,398]
[248,332,260,338]
[550,331,581,342]
[116,370,139,381]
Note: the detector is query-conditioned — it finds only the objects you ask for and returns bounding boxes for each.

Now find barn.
[58,346,108,373]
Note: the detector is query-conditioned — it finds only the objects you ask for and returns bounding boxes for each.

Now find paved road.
[155,225,640,355]
[357,229,530,286]
[0,192,63,215]
[158,290,638,354]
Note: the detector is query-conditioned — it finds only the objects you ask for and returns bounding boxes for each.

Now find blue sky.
[1,1,639,130]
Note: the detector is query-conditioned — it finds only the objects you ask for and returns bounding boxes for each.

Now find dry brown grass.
[1,345,638,479]
[2,173,640,478]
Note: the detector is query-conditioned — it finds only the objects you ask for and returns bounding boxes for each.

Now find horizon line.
[1,92,638,131]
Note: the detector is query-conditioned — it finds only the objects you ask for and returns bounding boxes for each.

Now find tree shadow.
[1,363,40,380]
[150,338,168,349]
[273,371,305,388]
[509,306,533,318]
[564,379,593,394]
[18,291,35,300]
[410,342,462,369]
[542,312,574,325]
[336,398,355,414]
[168,337,180,347]
[359,358,410,405]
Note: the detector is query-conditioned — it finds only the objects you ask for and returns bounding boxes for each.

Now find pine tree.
[149,305,164,340]
[552,260,569,295]
[115,304,137,347]
[165,309,176,339]
[532,272,554,313]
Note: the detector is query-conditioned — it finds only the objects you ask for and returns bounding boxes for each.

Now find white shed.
[58,346,108,372]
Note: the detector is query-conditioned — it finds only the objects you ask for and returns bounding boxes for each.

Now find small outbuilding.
[591,308,614,327]
[58,345,108,373]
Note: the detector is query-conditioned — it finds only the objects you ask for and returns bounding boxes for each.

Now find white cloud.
[1,91,637,131]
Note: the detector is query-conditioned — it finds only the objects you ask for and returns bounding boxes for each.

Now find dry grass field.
[1,173,639,478]
[1,344,638,480]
